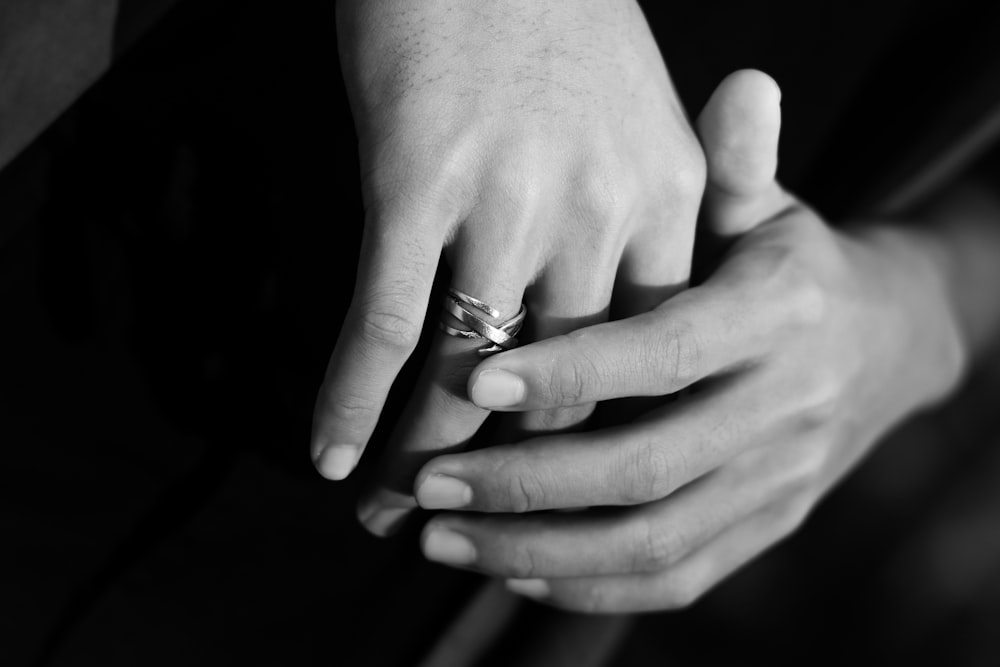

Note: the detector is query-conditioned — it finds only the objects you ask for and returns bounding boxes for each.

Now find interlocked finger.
[419,447,785,578]
[506,497,809,613]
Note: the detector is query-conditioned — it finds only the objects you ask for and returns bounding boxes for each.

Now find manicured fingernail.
[506,578,550,599]
[360,506,410,537]
[316,445,359,481]
[424,527,477,566]
[470,369,525,408]
[416,474,472,509]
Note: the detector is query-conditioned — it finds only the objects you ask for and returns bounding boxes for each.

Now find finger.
[696,69,789,236]
[364,255,619,536]
[465,275,768,412]
[312,201,446,480]
[416,377,781,512]
[356,225,531,536]
[611,151,701,320]
[506,498,810,613]
[419,445,791,578]
[607,173,701,422]
[613,227,692,320]
[355,332,485,536]
[358,255,616,535]
[509,251,617,437]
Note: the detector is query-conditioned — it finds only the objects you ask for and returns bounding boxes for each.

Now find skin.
[408,70,1000,613]
[312,0,706,535]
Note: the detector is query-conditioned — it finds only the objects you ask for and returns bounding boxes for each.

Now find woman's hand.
[409,70,967,612]
[312,0,705,535]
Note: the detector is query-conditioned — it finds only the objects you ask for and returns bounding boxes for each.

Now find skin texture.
[312,0,705,535]
[410,70,990,613]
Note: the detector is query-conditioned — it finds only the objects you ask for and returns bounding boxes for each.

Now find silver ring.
[439,288,527,356]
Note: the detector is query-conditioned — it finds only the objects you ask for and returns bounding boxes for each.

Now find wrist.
[850,224,968,410]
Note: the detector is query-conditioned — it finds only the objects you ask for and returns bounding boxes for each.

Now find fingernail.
[470,369,525,408]
[416,474,472,509]
[506,578,550,599]
[360,506,410,537]
[424,527,477,566]
[316,445,359,481]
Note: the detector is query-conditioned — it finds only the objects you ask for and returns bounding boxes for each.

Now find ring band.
[439,288,527,356]
[448,288,502,319]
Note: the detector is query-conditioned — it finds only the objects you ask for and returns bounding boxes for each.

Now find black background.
[4,1,1000,664]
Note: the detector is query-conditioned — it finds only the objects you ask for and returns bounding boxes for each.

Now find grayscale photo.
[4,1,1000,665]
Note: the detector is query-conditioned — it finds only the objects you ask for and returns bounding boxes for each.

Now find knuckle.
[796,373,842,431]
[366,134,475,215]
[575,583,611,614]
[783,270,828,330]
[524,404,596,434]
[652,318,703,392]
[326,388,380,426]
[489,158,545,216]
[671,143,708,203]
[507,543,541,579]
[356,302,423,351]
[650,133,706,214]
[616,439,674,505]
[500,465,550,513]
[782,443,829,495]
[631,518,676,572]
[547,336,603,406]
[578,160,637,225]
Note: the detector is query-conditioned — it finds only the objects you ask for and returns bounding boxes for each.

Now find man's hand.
[407,70,966,612]
[313,0,705,536]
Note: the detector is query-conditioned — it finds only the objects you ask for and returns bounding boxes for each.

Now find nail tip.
[471,368,525,409]
[415,474,473,510]
[506,578,550,599]
[423,528,476,566]
[316,445,359,481]
[360,505,410,538]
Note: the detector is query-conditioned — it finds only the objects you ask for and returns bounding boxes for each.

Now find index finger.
[415,376,770,513]
[311,201,445,480]
[464,282,763,412]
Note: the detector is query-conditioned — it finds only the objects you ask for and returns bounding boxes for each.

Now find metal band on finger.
[448,288,502,319]
[442,295,524,353]
[439,310,524,345]
[439,288,527,356]
[444,298,520,348]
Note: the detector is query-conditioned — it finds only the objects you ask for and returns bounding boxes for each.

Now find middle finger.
[415,374,780,513]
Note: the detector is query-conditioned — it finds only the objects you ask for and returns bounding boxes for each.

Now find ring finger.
[496,250,619,440]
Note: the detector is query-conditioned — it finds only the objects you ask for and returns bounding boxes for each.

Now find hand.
[409,70,967,612]
[312,0,706,535]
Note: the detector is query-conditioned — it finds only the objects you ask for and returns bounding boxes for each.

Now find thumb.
[696,69,787,236]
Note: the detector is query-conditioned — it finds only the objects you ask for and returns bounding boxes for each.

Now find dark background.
[4,1,1000,664]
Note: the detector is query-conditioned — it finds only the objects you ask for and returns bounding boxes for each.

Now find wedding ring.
[439,288,526,356]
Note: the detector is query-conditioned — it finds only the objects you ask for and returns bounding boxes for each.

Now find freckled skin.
[314,0,706,536]
[335,0,700,264]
